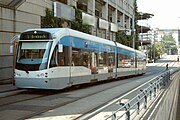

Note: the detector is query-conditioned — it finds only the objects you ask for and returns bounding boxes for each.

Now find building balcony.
[54,2,75,21]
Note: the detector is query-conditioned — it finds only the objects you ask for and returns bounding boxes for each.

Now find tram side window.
[57,45,65,66]
[58,52,65,66]
[50,46,71,67]
[118,54,133,68]
[82,49,90,68]
[137,56,141,68]
[108,52,115,67]
[57,45,71,66]
[137,55,146,68]
[118,54,123,68]
[97,52,115,69]
[50,47,58,68]
[90,51,98,74]
[72,48,81,66]
[98,52,108,69]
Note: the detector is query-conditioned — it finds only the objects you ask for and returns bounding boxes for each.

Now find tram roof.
[116,42,146,57]
[24,28,116,46]
[24,28,145,56]
[116,42,135,52]
[24,28,64,35]
[136,50,146,56]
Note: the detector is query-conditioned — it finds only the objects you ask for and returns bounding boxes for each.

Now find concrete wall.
[0,0,53,84]
[0,7,15,84]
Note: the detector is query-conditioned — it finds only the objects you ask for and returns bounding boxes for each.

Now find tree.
[154,41,165,58]
[71,9,91,34]
[147,41,165,60]
[148,34,178,59]
[116,31,132,47]
[41,8,62,28]
[41,8,91,34]
[163,34,178,54]
[134,0,139,49]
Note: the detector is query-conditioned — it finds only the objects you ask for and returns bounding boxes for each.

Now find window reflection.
[72,48,81,66]
[16,41,52,71]
[118,54,134,68]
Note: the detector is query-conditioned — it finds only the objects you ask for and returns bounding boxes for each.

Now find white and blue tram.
[14,28,146,89]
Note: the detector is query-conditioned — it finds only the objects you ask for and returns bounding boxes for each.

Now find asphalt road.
[0,55,179,120]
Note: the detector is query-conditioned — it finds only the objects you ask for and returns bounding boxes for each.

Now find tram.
[14,28,146,89]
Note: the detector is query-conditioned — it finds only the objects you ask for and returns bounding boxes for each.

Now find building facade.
[0,0,134,84]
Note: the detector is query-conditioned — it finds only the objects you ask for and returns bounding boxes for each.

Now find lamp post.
[139,12,143,51]
[153,31,156,62]
[132,13,135,49]
[153,29,158,62]
[132,0,136,49]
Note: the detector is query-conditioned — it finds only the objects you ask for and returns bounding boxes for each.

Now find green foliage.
[116,31,132,47]
[146,45,153,59]
[154,42,165,58]
[134,0,139,49]
[148,34,178,59]
[163,34,176,47]
[41,8,62,28]
[147,41,165,59]
[163,34,175,42]
[41,8,91,35]
[71,9,91,34]
[162,34,178,54]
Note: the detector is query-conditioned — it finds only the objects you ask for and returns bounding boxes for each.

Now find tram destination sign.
[20,31,52,40]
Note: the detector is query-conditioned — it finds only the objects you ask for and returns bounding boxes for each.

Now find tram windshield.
[15,41,52,71]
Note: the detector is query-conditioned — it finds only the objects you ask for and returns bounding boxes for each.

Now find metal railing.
[78,69,179,120]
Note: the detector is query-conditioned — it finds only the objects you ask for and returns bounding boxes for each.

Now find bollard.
[112,114,116,120]
[154,86,157,97]
[144,95,147,109]
[137,95,141,114]
[119,99,130,120]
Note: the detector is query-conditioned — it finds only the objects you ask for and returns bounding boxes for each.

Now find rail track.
[0,61,178,120]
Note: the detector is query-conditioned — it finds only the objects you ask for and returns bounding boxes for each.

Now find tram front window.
[16,41,52,71]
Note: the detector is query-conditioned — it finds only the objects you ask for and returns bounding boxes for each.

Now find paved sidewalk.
[0,84,17,93]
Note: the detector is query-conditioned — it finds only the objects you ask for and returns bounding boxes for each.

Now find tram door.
[65,46,72,85]
[90,51,98,80]
[56,45,72,87]
[108,53,114,77]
